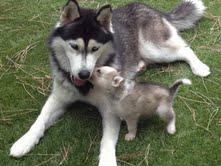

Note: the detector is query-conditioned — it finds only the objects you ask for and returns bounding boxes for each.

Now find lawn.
[0,0,220,165]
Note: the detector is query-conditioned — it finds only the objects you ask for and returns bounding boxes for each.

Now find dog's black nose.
[78,70,90,80]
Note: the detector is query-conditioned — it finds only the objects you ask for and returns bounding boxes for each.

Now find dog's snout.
[78,70,90,80]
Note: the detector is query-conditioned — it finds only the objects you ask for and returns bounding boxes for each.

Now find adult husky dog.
[10,0,210,165]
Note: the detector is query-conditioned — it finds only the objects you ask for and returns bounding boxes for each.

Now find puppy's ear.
[112,76,124,87]
[96,5,112,30]
[60,0,80,25]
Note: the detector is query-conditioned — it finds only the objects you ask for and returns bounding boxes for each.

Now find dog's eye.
[71,44,79,51]
[91,46,99,52]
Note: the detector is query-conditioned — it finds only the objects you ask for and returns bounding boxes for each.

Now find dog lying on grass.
[91,66,191,141]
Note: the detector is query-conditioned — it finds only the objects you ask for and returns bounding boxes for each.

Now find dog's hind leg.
[139,19,210,77]
[158,41,211,77]
[156,104,176,134]
[161,20,210,77]
[10,83,73,158]
[172,45,210,77]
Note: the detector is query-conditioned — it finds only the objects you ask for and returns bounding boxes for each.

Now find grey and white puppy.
[91,66,191,141]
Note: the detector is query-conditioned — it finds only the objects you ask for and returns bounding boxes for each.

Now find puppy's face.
[91,66,124,91]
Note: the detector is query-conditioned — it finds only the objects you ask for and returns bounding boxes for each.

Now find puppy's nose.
[78,70,90,80]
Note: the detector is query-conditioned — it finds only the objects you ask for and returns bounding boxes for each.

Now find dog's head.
[91,66,124,91]
[49,0,114,86]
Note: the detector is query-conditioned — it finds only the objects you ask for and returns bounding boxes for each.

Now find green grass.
[0,0,221,165]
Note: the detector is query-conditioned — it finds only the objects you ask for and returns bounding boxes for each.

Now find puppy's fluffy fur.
[91,66,191,141]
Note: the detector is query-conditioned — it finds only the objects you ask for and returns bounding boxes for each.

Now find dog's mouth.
[70,75,87,87]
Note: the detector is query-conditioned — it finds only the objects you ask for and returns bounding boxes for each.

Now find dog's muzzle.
[78,70,91,80]
[70,75,87,87]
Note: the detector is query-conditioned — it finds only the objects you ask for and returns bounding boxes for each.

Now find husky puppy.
[91,66,192,141]
[10,1,209,166]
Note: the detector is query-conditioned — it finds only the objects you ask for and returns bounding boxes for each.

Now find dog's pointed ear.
[96,5,112,30]
[60,0,80,25]
[112,76,124,88]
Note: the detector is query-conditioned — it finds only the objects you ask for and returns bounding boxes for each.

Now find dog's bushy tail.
[169,79,192,97]
[165,0,206,31]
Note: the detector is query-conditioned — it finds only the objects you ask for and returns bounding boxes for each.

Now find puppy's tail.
[169,79,192,97]
[165,0,206,31]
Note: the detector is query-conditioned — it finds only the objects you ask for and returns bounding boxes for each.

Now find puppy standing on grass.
[91,66,192,141]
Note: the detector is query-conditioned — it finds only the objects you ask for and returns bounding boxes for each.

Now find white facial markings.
[85,39,108,76]
[69,54,84,76]
[51,37,72,72]
[67,38,106,77]
[51,37,85,76]
[88,39,102,54]
[89,40,115,67]
[52,37,111,78]
[68,39,85,52]
[85,53,97,75]
[64,38,85,77]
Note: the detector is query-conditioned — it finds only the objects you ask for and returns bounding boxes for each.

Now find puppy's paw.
[125,133,136,141]
[10,133,38,158]
[191,63,210,77]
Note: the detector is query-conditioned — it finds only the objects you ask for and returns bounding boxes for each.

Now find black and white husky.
[10,0,210,165]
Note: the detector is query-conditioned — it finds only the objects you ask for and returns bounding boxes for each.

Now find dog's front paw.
[99,156,117,166]
[99,148,117,166]
[167,124,176,135]
[99,158,117,166]
[125,133,136,141]
[191,62,210,77]
[10,133,38,158]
